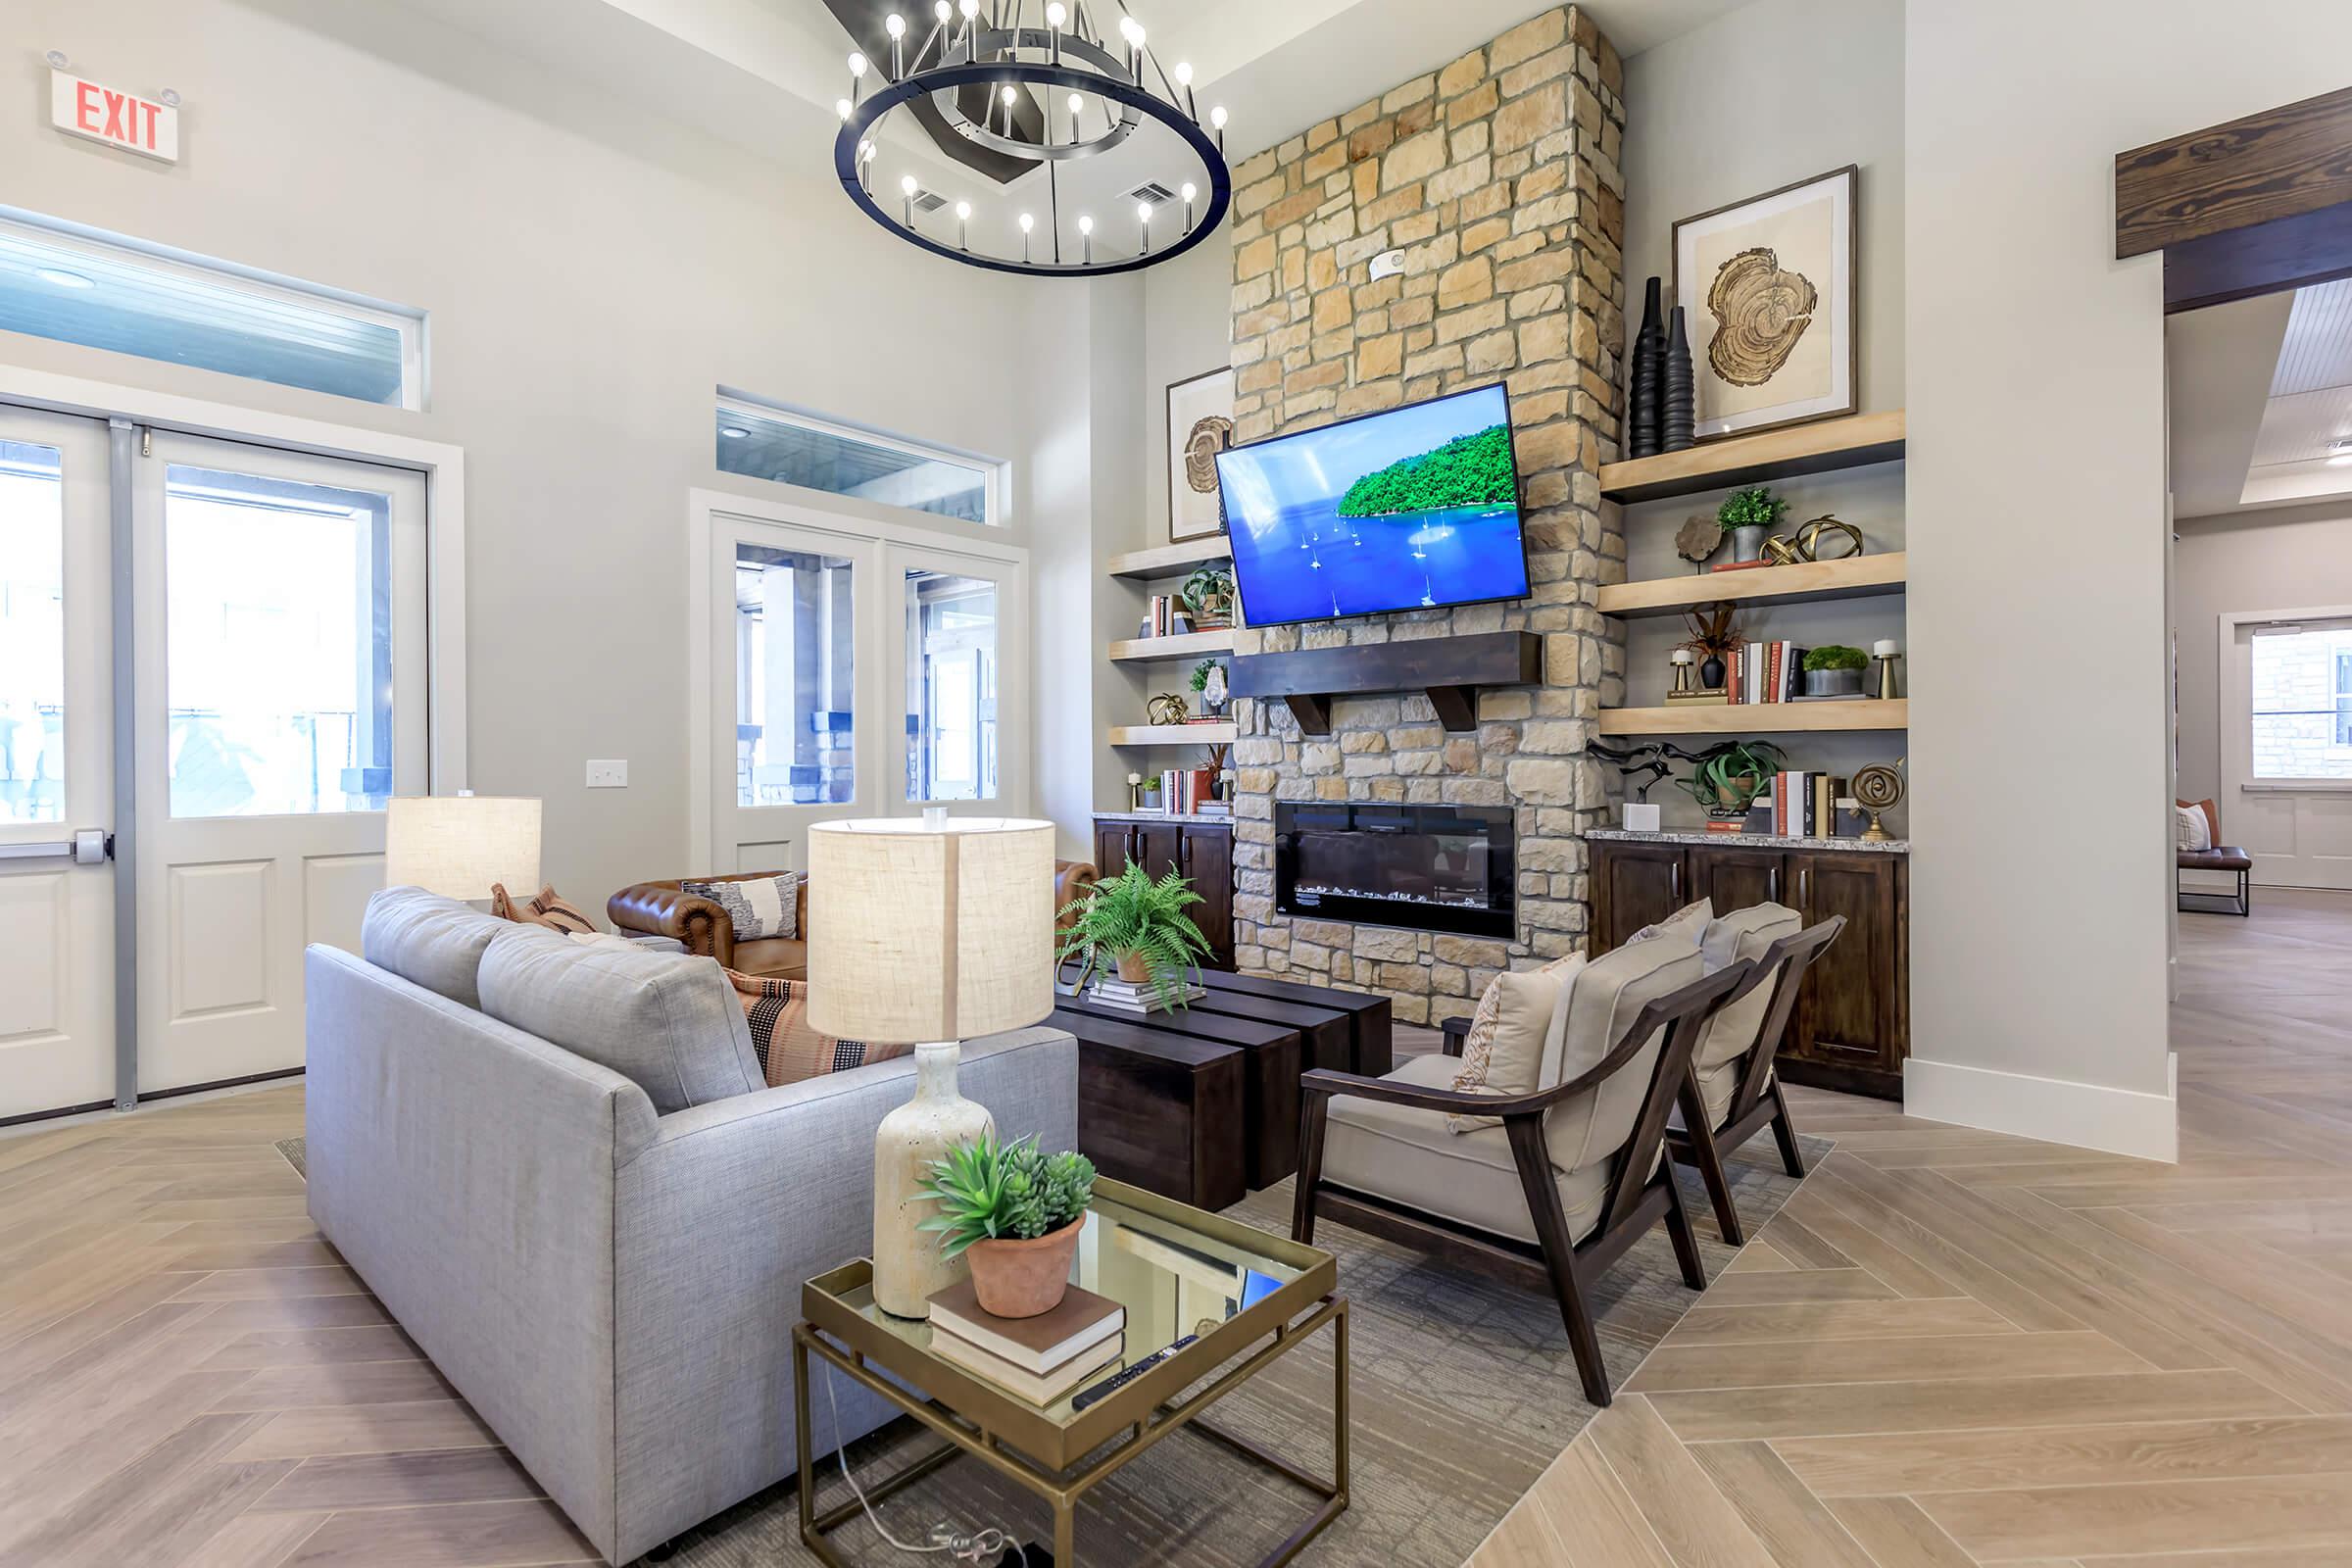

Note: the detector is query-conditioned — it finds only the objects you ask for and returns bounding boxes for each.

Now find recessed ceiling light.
[34,267,94,289]
[720,425,750,439]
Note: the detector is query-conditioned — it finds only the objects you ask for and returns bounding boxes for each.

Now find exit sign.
[49,70,179,164]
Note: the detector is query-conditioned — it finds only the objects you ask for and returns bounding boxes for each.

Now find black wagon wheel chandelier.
[833,0,1233,277]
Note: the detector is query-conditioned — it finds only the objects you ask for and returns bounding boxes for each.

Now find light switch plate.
[586,760,628,789]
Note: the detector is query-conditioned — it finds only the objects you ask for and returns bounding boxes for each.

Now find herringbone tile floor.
[2,890,2347,1565]
[1469,887,2352,1567]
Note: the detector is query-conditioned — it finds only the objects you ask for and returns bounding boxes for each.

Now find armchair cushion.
[477,927,763,1114]
[1692,902,1804,1128]
[728,936,809,982]
[1629,897,1713,948]
[683,872,803,942]
[1446,956,1583,1134]
[1322,1054,1613,1246]
[1539,931,1706,1174]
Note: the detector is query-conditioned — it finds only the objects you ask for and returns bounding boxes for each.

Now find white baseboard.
[1903,1053,2179,1163]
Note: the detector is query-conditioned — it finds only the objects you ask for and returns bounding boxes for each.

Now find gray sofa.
[306,888,1079,1565]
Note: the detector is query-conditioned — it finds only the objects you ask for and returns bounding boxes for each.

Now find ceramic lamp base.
[872,1041,994,1318]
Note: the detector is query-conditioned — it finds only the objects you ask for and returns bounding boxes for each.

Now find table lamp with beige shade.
[808,812,1057,1318]
[384,795,541,907]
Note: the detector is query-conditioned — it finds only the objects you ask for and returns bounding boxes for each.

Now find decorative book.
[931,1328,1124,1406]
[1083,976,1206,1014]
[926,1278,1125,1376]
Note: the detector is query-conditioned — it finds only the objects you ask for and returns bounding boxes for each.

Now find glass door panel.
[903,569,998,804]
[736,542,857,808]
[0,439,67,825]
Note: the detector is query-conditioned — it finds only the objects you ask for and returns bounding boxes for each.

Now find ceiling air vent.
[1127,181,1177,205]
[909,190,950,214]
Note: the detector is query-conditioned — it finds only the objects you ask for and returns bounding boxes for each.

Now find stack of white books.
[1084,973,1204,1014]
[927,1279,1127,1405]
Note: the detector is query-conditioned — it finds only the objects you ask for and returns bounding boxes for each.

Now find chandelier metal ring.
[934,27,1140,162]
[834,56,1232,278]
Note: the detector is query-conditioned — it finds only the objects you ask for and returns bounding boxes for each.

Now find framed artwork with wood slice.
[1672,166,1857,441]
[1165,367,1236,543]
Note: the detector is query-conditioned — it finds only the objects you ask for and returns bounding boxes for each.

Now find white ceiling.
[389,0,1757,251]
[2173,277,2352,519]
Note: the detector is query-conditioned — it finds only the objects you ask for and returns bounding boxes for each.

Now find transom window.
[2248,617,2352,780]
[715,398,1000,526]
[0,210,422,409]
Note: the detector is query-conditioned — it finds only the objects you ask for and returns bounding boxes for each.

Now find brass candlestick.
[1875,651,1902,701]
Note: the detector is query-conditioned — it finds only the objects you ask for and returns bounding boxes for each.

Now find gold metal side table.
[794,1178,1348,1567]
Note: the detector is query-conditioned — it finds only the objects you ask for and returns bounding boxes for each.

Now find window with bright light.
[737,543,856,807]
[0,440,65,824]
[716,399,999,525]
[0,211,422,408]
[905,569,998,802]
[164,466,395,817]
[2249,619,2352,781]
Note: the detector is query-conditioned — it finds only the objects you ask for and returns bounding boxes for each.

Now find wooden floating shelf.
[1107,628,1236,662]
[1599,410,1906,504]
[1105,541,1233,580]
[1599,553,1908,618]
[1227,631,1542,735]
[1598,699,1909,736]
[1107,723,1238,747]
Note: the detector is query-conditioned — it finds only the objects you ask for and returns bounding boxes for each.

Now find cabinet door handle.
[1795,862,1811,909]
[1766,861,1781,901]
[1669,858,1683,900]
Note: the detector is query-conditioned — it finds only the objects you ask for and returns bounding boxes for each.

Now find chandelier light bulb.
[1067,91,1083,115]
[1046,1,1066,23]
[1174,62,1193,87]
[1137,201,1153,225]
[1001,84,1017,105]
[902,173,919,195]
[935,0,951,22]
[836,97,854,120]
[885,12,905,36]
[1181,180,1198,228]
[1180,181,1198,202]
[1018,212,1034,230]
[955,200,972,219]
[1079,213,1093,264]
[1078,215,1093,233]
[848,51,867,77]
[1119,17,1141,43]
[1210,105,1227,128]
[958,0,977,18]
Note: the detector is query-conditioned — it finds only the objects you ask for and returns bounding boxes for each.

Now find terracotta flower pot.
[1114,950,1152,984]
[966,1216,1084,1318]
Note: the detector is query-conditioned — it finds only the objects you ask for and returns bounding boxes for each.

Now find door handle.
[0,830,112,864]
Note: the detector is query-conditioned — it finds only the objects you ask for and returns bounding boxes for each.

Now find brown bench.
[1055,994,1302,1193]
[1053,1007,1248,1211]
[2177,798,2252,916]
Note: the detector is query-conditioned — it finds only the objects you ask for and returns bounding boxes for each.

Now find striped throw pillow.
[682,873,801,942]
[721,970,910,1087]
[491,883,596,936]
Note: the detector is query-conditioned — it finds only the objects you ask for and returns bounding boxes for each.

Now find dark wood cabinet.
[1592,835,1909,1100]
[1091,816,1234,971]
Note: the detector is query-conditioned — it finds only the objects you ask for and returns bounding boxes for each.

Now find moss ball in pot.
[1802,645,1870,697]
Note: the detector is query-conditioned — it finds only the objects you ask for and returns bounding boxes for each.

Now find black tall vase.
[1662,304,1696,452]
[1628,276,1665,459]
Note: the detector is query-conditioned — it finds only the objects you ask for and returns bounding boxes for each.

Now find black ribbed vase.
[1662,304,1696,452]
[1628,275,1665,459]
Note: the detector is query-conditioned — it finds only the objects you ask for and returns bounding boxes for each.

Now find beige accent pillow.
[1446,955,1585,1134]
[1627,897,1712,948]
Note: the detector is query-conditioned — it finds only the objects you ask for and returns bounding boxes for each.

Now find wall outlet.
[1367,248,1405,280]
[586,760,628,789]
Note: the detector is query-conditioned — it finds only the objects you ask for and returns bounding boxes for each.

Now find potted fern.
[1056,862,1212,1012]
[916,1133,1098,1317]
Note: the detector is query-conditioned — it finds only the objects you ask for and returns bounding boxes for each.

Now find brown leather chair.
[609,858,1100,981]
[608,872,811,979]
[2177,798,2253,916]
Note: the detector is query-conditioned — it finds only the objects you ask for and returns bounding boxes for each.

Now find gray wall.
[4,0,1080,907]
[2174,504,2352,808]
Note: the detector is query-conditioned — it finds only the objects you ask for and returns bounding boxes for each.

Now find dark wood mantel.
[1226,630,1543,734]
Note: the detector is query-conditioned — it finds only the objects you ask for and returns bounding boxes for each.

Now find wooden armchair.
[1665,916,1844,1246]
[1291,958,1754,1407]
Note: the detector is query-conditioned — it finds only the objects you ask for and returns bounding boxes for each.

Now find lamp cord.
[822,1360,1031,1568]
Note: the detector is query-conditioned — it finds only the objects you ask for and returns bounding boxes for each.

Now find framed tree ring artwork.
[1672,165,1857,441]
[1165,366,1235,543]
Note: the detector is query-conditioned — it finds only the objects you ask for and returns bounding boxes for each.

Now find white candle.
[1670,648,1694,664]
[1872,639,1898,658]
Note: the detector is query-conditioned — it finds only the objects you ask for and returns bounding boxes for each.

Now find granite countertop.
[1093,809,1238,827]
[1588,827,1910,854]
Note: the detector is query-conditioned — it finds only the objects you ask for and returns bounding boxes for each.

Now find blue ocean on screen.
[1216,384,1529,625]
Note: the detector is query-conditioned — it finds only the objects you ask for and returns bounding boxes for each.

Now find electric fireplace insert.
[1274,802,1515,939]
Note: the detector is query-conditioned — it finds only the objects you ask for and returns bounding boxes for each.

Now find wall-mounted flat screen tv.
[1214,383,1529,627]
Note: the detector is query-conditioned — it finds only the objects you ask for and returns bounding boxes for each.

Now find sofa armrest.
[609,882,733,966]
[605,1025,1077,1561]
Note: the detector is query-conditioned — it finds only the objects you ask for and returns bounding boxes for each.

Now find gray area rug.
[274,1136,306,1177]
[662,1137,1828,1568]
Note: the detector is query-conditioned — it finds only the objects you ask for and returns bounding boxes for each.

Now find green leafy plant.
[1675,740,1788,814]
[1180,565,1237,626]
[1056,862,1212,1011]
[1802,645,1870,672]
[1717,485,1789,531]
[916,1132,1098,1259]
[1336,423,1515,517]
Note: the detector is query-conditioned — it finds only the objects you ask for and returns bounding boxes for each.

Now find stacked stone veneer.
[1224,7,1629,1024]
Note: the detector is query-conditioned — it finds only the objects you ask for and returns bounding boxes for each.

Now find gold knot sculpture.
[1706,247,1819,387]
[1763,514,1866,566]
[1146,692,1190,726]
[1183,416,1234,495]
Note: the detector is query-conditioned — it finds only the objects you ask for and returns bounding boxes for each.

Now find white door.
[710,514,884,875]
[0,409,115,1119]
[132,434,428,1093]
[2222,612,2352,891]
[886,542,1027,816]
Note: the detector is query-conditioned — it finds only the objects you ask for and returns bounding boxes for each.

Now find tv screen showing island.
[1215,383,1528,627]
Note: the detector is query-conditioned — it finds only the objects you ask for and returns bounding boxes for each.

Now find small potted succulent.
[1676,739,1788,820]
[916,1132,1098,1317]
[1801,644,1870,698]
[1056,862,1213,1009]
[1717,485,1789,563]
[1180,564,1239,630]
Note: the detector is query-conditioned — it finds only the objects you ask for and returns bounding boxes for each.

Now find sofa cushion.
[720,971,913,1088]
[1539,930,1706,1175]
[361,886,511,1009]
[476,928,762,1113]
[1692,902,1804,1127]
[1323,1054,1613,1246]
